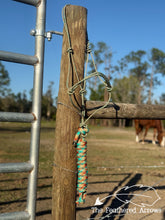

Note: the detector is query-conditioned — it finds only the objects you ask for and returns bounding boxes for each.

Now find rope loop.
[68,88,74,95]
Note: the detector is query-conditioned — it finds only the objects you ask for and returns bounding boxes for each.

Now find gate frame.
[0,0,46,219]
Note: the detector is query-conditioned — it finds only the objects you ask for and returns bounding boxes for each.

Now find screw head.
[30,29,36,36]
[46,32,52,41]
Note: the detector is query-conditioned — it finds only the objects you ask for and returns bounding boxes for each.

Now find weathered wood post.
[52,5,87,220]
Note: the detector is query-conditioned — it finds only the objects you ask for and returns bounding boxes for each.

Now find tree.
[0,62,10,97]
[150,48,165,75]
[111,75,140,128]
[112,75,140,104]
[147,48,165,104]
[160,93,165,104]
[88,42,111,91]
[88,42,114,104]
[42,82,56,120]
[104,46,114,79]
[0,93,17,112]
[113,58,128,78]
[0,91,31,113]
[124,50,149,104]
[89,83,104,101]
[89,42,107,71]
[15,91,30,113]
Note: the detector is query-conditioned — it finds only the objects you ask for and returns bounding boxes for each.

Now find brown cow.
[134,119,164,147]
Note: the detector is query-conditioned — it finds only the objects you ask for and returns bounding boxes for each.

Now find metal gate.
[0,0,46,219]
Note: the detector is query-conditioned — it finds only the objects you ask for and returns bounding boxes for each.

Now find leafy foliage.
[89,83,104,101]
[0,62,10,96]
[1,43,165,121]
[0,75,56,119]
[112,75,140,104]
[150,48,165,75]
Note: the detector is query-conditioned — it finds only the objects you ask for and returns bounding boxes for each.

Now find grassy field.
[0,121,165,220]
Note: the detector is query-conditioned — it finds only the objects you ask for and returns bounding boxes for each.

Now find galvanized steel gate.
[0,0,46,219]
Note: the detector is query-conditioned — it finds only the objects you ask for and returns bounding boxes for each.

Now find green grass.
[86,126,165,175]
[0,121,164,179]
[0,122,165,217]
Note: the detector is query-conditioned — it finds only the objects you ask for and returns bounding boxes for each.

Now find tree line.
[87,42,165,127]
[1,42,165,121]
[88,42,165,105]
[0,61,56,120]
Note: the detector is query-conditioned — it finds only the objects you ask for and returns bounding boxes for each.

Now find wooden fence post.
[52,5,87,220]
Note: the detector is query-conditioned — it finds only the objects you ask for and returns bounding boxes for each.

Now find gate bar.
[0,162,33,173]
[0,50,38,66]
[0,112,35,122]
[26,0,46,219]
[13,0,40,7]
[0,211,30,220]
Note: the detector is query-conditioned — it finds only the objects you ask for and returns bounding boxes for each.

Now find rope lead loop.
[73,126,89,204]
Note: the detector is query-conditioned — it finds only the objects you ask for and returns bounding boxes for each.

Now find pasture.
[0,122,165,220]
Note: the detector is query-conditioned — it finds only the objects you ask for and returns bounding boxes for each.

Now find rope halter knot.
[106,85,112,93]
[79,88,87,96]
[67,47,74,54]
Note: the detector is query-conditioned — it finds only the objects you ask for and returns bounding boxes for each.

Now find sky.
[0,0,165,102]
